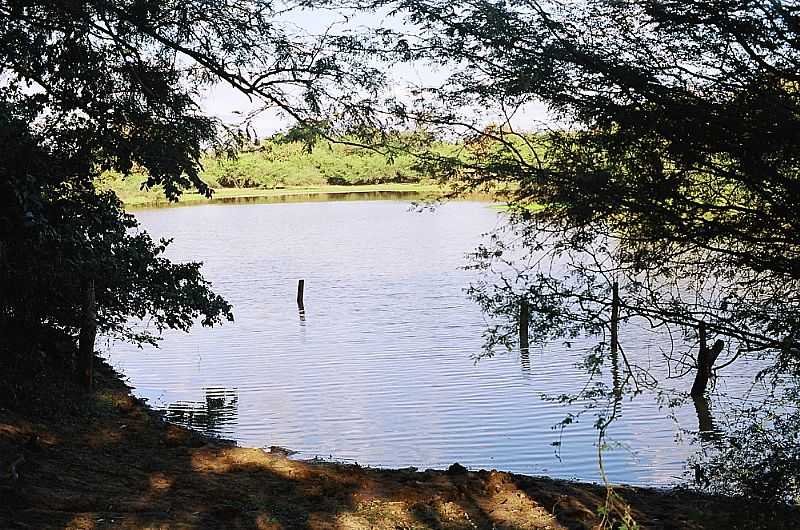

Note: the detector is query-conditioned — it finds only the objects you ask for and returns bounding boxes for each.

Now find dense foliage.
[381,0,800,351]
[0,1,381,370]
[203,134,427,188]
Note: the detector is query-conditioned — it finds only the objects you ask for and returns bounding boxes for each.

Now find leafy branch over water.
[348,0,800,505]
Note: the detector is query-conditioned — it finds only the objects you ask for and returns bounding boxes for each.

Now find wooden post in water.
[691,321,725,397]
[77,280,97,392]
[297,279,305,310]
[610,282,620,356]
[519,298,529,352]
[610,282,622,400]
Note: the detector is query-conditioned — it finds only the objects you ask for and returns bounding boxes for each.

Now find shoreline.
[113,183,449,209]
[1,359,797,529]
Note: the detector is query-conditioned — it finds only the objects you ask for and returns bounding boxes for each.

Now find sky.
[197,5,554,137]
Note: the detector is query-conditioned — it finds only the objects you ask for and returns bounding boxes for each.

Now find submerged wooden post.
[296,279,305,309]
[610,282,619,356]
[690,321,725,397]
[519,298,529,352]
[610,282,623,401]
[77,280,97,392]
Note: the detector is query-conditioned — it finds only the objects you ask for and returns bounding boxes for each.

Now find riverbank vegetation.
[98,130,452,206]
[100,176,443,208]
[98,128,519,207]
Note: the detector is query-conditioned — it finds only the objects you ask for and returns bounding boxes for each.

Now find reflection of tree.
[692,395,722,444]
[163,388,239,437]
[692,393,800,503]
[520,348,530,374]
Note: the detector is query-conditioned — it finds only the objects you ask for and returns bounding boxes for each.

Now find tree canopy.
[371,0,800,377]
[360,0,800,501]
[0,1,384,361]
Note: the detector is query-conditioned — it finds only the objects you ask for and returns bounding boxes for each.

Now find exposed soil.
[0,359,798,530]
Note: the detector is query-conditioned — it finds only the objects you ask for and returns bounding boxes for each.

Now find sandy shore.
[1,361,797,529]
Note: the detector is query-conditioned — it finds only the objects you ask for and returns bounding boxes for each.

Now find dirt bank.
[0,361,797,530]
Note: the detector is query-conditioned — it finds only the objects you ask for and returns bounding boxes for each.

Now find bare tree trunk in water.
[691,322,725,397]
[77,280,96,392]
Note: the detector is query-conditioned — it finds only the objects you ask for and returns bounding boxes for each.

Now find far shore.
[113,183,448,209]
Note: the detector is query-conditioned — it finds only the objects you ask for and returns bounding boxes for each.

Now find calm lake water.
[105,195,765,486]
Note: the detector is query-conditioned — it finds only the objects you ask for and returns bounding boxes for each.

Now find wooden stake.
[297,279,305,309]
[610,282,619,356]
[77,280,97,392]
[519,298,529,352]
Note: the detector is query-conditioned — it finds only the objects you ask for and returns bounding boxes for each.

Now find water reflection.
[692,395,722,443]
[110,200,770,486]
[611,344,623,405]
[133,190,433,211]
[217,191,428,205]
[163,387,239,438]
[520,347,531,373]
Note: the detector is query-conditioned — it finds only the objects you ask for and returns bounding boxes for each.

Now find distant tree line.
[101,126,451,201]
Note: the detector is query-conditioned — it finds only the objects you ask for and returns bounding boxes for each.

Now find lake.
[105,195,764,486]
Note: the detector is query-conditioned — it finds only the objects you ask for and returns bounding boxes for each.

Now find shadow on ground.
[0,360,798,530]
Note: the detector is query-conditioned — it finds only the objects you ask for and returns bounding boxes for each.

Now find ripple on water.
[106,199,763,486]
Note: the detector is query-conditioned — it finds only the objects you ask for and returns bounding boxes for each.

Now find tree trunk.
[0,240,5,332]
[690,322,724,397]
[77,280,97,392]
